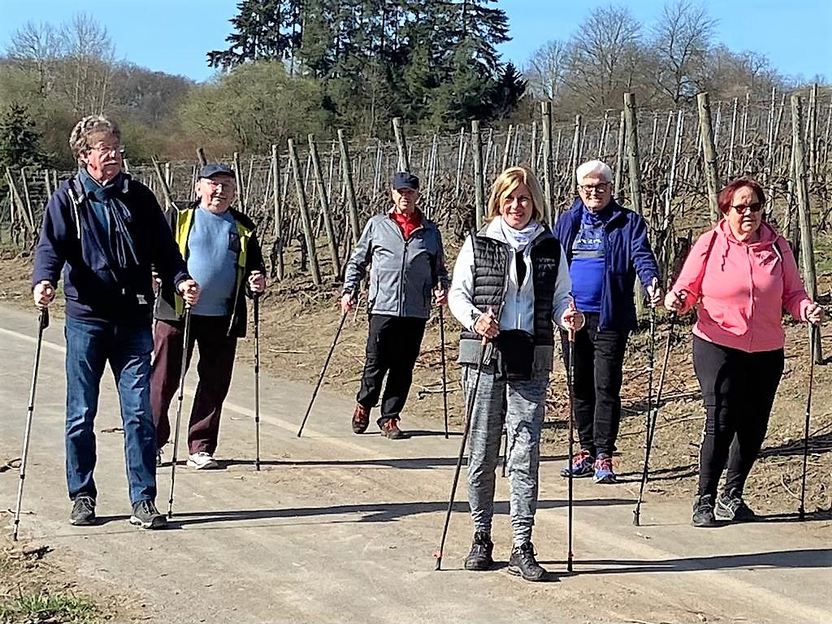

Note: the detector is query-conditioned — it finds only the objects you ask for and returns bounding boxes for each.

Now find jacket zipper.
[390,216,424,317]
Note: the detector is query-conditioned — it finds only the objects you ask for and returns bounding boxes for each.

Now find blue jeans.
[64,316,157,505]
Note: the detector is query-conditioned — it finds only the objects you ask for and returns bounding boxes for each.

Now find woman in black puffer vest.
[448,166,584,582]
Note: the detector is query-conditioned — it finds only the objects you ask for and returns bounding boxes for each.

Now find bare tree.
[57,13,116,114]
[650,0,716,106]
[5,21,62,95]
[525,40,570,100]
[562,5,645,112]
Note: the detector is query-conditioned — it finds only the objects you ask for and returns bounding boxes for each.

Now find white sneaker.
[187,452,219,470]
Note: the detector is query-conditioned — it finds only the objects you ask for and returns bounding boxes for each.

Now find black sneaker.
[692,494,718,527]
[507,542,547,582]
[715,488,756,522]
[463,531,494,571]
[129,500,167,530]
[69,495,96,526]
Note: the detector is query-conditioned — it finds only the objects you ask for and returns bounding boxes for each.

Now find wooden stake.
[288,138,322,286]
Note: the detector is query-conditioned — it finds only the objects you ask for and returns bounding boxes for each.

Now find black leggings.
[693,336,784,497]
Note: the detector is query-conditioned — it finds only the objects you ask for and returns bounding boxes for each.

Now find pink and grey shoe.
[560,449,595,478]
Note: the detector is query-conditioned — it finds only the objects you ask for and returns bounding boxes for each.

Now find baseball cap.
[392,171,419,191]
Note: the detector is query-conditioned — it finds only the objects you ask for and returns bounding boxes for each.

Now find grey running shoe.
[69,495,96,526]
[692,494,718,527]
[129,500,167,529]
[715,489,756,522]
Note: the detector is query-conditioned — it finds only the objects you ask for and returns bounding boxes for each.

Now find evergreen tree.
[207,0,301,70]
[488,62,527,120]
[0,103,46,169]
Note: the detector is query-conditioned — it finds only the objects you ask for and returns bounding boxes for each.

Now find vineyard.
[3,87,831,296]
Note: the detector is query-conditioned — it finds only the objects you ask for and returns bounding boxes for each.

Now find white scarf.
[499,218,541,251]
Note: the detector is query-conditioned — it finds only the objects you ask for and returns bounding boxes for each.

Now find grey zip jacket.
[343,209,449,319]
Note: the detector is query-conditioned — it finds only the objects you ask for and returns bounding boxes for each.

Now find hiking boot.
[560,450,595,478]
[69,495,96,526]
[187,452,219,470]
[351,404,371,434]
[508,542,547,582]
[129,500,167,530]
[715,488,757,522]
[463,531,494,571]
[692,494,718,527]
[592,453,616,484]
[380,419,406,440]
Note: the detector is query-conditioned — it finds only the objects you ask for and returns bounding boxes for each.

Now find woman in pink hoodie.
[666,178,823,527]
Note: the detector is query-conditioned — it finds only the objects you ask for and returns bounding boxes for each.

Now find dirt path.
[1,304,830,624]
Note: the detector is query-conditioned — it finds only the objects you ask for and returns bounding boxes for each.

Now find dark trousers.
[561,312,629,458]
[150,316,238,455]
[357,314,426,426]
[693,336,784,497]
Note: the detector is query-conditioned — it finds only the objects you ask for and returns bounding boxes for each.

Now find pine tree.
[0,103,46,169]
[207,0,301,70]
[488,63,527,120]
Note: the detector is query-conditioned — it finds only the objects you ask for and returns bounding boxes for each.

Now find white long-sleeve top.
[448,218,574,333]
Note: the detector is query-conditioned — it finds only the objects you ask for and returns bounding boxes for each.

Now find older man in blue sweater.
[554,160,662,484]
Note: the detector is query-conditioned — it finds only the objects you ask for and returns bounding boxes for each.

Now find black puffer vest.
[460,225,561,346]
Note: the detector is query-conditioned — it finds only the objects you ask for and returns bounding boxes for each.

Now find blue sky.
[0,0,829,83]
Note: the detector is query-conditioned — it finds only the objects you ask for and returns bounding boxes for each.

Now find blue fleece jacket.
[32,173,190,323]
[553,198,659,332]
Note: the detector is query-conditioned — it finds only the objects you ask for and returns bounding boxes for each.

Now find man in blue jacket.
[341,172,449,439]
[554,160,661,484]
[32,115,199,529]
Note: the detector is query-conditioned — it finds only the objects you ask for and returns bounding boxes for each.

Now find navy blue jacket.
[553,198,659,332]
[32,174,190,323]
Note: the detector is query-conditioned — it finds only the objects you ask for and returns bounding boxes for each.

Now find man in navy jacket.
[554,160,661,484]
[32,115,199,529]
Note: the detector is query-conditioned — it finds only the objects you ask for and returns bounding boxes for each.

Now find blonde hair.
[485,166,546,224]
[69,115,121,163]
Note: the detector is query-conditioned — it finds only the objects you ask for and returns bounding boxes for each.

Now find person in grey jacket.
[449,165,584,581]
[341,171,449,439]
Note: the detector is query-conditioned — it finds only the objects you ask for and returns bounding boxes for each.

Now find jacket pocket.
[369,268,399,313]
[701,299,748,335]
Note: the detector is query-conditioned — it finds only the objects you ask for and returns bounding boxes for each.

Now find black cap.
[199,163,235,179]
[392,171,419,191]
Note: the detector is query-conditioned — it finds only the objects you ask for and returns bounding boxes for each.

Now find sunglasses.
[732,202,763,214]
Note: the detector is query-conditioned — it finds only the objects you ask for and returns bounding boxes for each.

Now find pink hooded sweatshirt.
[671,220,811,353]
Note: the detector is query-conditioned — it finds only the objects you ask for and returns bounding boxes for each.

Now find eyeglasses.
[732,202,763,214]
[204,178,236,189]
[579,183,610,194]
[88,144,123,156]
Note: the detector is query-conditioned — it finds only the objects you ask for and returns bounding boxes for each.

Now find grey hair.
[69,115,121,162]
[576,160,613,184]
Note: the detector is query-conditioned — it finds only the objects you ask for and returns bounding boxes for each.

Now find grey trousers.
[463,362,548,547]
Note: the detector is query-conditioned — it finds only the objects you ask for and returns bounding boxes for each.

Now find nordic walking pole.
[566,326,576,573]
[253,294,261,471]
[13,308,49,542]
[297,311,348,437]
[434,336,488,571]
[633,301,657,527]
[633,311,677,525]
[168,307,193,519]
[439,304,449,439]
[799,323,819,521]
